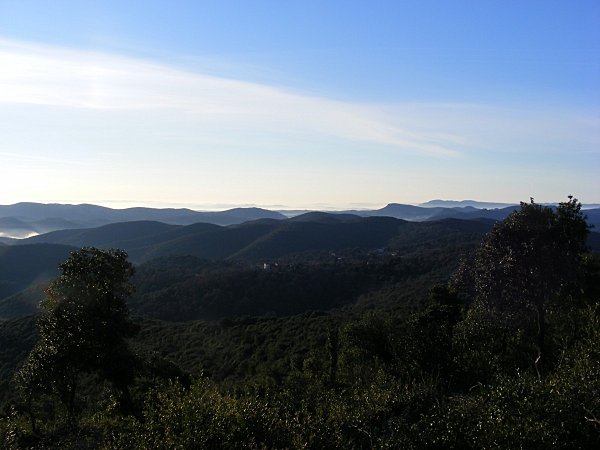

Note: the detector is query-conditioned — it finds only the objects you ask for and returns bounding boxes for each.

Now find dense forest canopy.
[0,198,598,448]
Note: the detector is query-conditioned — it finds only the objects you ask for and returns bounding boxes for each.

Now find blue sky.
[0,0,598,209]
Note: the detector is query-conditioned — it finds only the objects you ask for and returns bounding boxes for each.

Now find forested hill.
[0,215,490,320]
[2,213,599,321]
[0,244,75,300]
[17,214,493,263]
[0,203,287,238]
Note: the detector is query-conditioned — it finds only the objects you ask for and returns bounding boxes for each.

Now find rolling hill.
[348,203,600,229]
[0,203,287,238]
[2,202,598,240]
[12,214,494,263]
[0,243,75,303]
[0,214,494,319]
[2,213,598,320]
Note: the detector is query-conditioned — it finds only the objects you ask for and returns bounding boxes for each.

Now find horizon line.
[2,198,599,212]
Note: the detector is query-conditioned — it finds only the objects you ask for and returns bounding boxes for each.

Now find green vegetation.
[15,248,138,426]
[0,199,599,448]
[129,249,457,321]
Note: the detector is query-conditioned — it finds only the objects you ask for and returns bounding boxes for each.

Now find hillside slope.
[0,244,75,300]
[15,215,493,263]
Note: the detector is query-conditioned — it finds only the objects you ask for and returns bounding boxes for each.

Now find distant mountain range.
[347,203,522,221]
[334,203,600,230]
[0,201,598,240]
[0,203,286,239]
[419,199,600,209]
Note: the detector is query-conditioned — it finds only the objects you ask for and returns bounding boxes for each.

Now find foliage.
[466,197,589,310]
[129,247,462,321]
[15,247,138,424]
[454,197,593,373]
[0,202,599,448]
[426,308,600,449]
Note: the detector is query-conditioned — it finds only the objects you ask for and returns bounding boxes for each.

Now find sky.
[0,0,599,210]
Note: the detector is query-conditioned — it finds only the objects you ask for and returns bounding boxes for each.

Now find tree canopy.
[16,247,137,424]
[455,196,594,373]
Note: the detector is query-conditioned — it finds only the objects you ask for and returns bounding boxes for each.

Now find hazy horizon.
[2,198,600,213]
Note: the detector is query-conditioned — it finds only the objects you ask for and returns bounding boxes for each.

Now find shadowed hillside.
[0,244,75,301]
[0,203,288,238]
[14,214,494,263]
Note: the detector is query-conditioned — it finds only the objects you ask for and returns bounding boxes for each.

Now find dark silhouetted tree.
[16,247,138,424]
[456,196,590,374]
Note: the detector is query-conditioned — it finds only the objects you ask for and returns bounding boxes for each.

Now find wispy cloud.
[0,38,459,157]
[1,36,598,212]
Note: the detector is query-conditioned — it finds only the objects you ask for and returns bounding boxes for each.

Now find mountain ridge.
[0,203,287,238]
[2,201,599,241]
